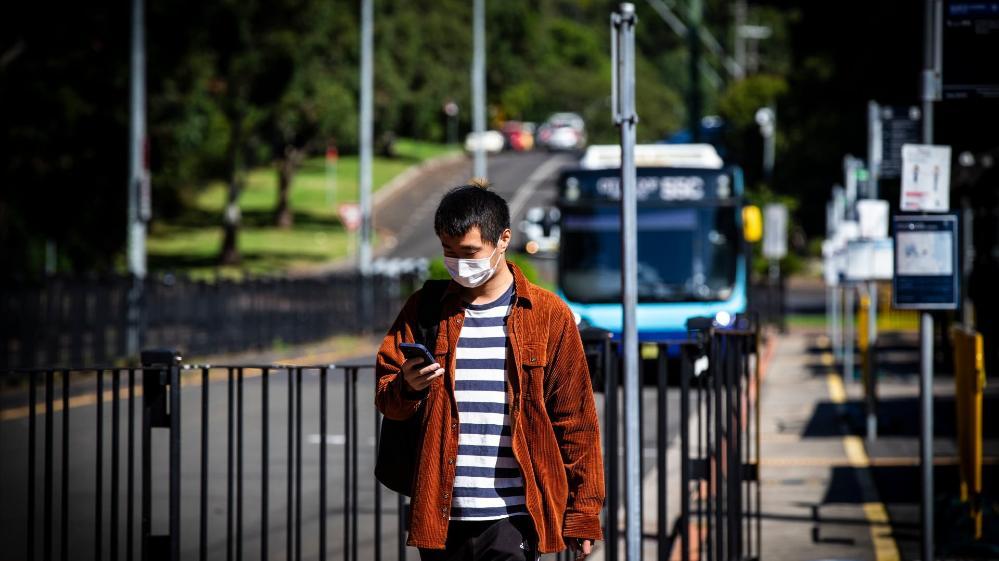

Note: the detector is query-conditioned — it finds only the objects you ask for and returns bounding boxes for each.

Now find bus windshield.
[559,206,739,304]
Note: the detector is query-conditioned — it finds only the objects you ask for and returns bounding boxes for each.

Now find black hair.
[433,181,511,244]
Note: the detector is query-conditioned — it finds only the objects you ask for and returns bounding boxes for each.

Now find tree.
[260,0,358,228]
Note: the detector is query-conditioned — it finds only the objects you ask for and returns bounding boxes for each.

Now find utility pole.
[472,0,487,178]
[358,0,374,274]
[919,0,942,559]
[126,0,148,359]
[612,5,639,560]
[688,0,703,142]
[733,0,747,79]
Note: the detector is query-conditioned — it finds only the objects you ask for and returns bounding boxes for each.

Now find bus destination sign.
[560,167,735,204]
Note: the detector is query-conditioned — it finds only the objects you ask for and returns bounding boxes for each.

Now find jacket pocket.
[520,343,548,400]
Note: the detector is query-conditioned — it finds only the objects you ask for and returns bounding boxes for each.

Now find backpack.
[374,279,450,496]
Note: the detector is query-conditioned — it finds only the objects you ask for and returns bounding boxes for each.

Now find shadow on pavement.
[801,392,999,439]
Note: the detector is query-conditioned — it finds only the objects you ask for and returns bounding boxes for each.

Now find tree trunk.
[274,146,303,229]
[220,118,243,266]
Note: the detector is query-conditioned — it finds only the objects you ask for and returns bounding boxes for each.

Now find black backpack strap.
[415,279,450,352]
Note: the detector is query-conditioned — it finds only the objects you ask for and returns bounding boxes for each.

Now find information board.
[879,105,922,179]
[893,214,960,310]
[857,199,890,239]
[943,0,999,100]
[901,144,951,212]
[763,203,788,259]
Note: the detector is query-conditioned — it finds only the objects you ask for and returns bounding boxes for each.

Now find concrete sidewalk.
[759,329,897,561]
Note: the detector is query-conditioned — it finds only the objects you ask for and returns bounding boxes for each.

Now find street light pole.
[919,0,941,559]
[127,0,148,358]
[358,0,374,274]
[472,0,487,178]
[687,0,703,142]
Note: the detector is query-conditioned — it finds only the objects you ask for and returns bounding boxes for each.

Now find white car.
[464,130,505,153]
[537,112,587,151]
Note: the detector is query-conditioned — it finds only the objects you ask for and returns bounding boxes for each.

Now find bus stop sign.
[763,203,788,259]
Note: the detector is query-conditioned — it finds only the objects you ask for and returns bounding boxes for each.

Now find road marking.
[506,156,568,222]
[824,352,900,561]
[760,455,998,468]
[306,434,377,447]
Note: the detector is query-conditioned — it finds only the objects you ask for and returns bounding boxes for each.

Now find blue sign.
[892,214,960,310]
[559,167,737,204]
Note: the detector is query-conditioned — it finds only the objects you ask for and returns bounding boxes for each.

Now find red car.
[500,121,535,152]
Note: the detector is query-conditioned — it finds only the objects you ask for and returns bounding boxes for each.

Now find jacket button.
[441,507,447,512]
[451,423,457,430]
[447,458,454,465]
[443,493,449,499]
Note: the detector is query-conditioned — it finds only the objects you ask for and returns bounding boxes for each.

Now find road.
[0,365,680,561]
[375,151,572,283]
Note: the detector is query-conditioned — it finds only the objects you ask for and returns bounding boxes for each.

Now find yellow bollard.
[951,326,986,539]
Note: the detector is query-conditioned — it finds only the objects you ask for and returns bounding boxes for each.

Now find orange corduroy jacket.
[374,262,605,553]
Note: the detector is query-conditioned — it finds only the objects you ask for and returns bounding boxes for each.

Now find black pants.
[418,516,538,561]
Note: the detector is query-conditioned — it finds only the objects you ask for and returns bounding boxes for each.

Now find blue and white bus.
[557,144,749,342]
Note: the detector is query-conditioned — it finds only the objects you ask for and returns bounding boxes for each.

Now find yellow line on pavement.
[825,353,900,561]
[761,455,999,468]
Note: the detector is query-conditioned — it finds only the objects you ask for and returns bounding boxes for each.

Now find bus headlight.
[714,311,733,327]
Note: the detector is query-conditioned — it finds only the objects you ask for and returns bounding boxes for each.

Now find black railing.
[1,271,422,369]
[581,321,761,561]
[1,354,408,561]
[3,321,760,561]
[749,278,786,332]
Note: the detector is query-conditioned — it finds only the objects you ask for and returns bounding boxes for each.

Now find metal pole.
[845,285,855,381]
[687,0,702,142]
[127,0,147,359]
[918,0,940,556]
[472,0,487,178]
[832,284,841,362]
[733,0,747,80]
[867,280,878,440]
[866,101,881,440]
[919,312,934,560]
[358,0,374,274]
[613,4,640,559]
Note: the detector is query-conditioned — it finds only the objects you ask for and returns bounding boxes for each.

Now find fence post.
[141,349,182,561]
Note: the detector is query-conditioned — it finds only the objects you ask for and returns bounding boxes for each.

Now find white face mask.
[444,243,503,288]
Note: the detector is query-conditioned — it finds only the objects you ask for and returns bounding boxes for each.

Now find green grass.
[148,139,460,277]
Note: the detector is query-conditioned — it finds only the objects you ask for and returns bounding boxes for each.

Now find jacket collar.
[440,260,533,306]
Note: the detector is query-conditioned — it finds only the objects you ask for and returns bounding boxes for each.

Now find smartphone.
[399,342,436,367]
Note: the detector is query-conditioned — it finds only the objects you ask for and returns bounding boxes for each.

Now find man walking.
[375,181,604,560]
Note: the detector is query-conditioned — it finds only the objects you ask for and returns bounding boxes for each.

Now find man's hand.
[401,357,443,393]
[564,538,594,560]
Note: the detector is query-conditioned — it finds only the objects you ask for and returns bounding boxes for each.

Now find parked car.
[537,112,587,151]
[464,130,505,153]
[500,121,535,152]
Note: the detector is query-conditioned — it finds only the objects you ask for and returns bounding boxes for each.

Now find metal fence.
[748,279,786,332]
[581,320,761,561]
[1,352,407,561]
[1,271,422,370]
[2,323,760,561]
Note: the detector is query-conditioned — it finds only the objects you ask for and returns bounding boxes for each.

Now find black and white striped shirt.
[450,282,527,521]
